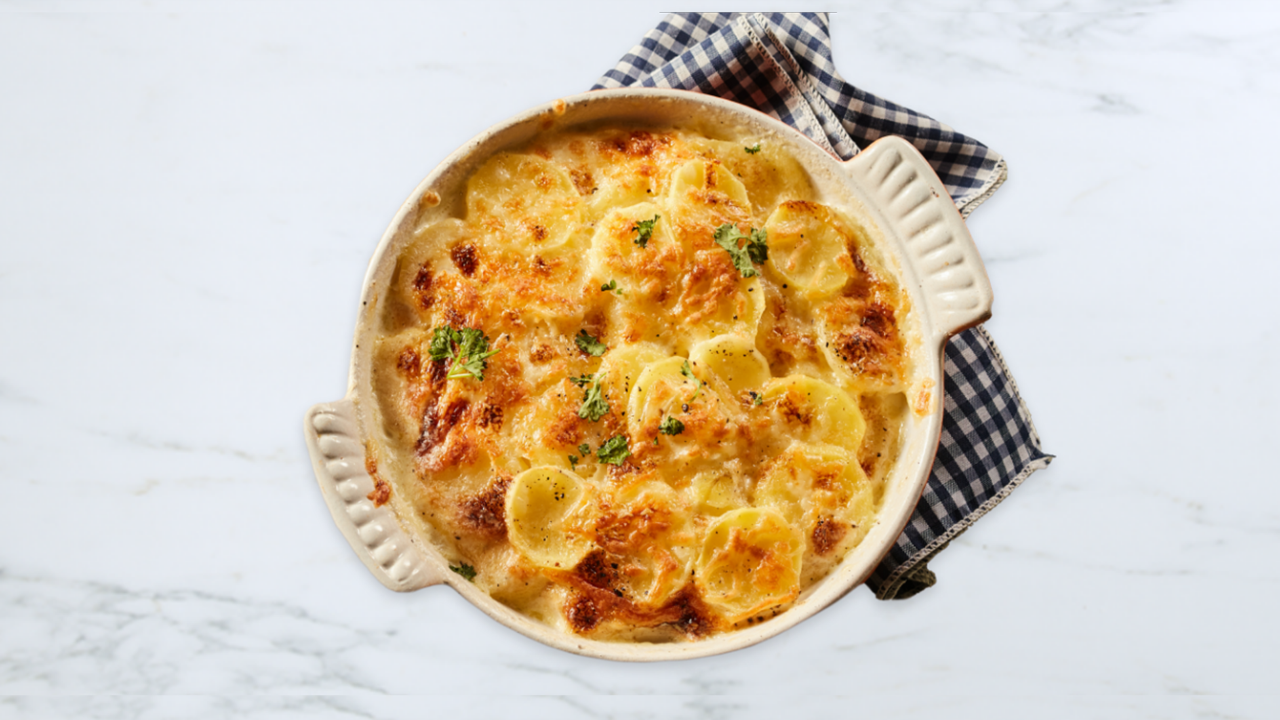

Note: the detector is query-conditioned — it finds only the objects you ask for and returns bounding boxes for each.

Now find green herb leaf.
[745,143,762,154]
[600,279,623,296]
[447,329,498,380]
[430,325,498,380]
[578,443,591,456]
[597,434,631,465]
[632,214,660,248]
[577,376,610,422]
[568,454,579,469]
[659,415,685,436]
[575,329,607,357]
[713,224,769,277]
[428,326,460,361]
[750,390,764,407]
[569,373,593,388]
[680,360,704,401]
[449,562,477,581]
[455,328,486,356]
[747,227,769,264]
[449,351,496,381]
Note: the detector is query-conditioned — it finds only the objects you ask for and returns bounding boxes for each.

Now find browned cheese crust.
[369,127,911,642]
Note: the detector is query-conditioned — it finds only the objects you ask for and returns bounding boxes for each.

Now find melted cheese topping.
[372,127,910,642]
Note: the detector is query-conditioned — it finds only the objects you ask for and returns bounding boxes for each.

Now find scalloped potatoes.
[371,126,911,642]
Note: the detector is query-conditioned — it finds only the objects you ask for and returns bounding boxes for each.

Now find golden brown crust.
[562,574,719,639]
[457,474,511,540]
[811,516,847,556]
[370,126,911,643]
[450,243,479,277]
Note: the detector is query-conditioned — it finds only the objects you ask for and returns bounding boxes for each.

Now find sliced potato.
[594,479,695,607]
[687,137,816,218]
[764,201,853,298]
[754,441,877,577]
[626,357,697,439]
[600,342,668,400]
[760,375,867,452]
[467,153,581,252]
[754,442,861,525]
[694,507,804,622]
[666,159,752,250]
[689,469,748,516]
[586,202,683,299]
[688,334,771,398]
[505,466,595,569]
[675,250,765,346]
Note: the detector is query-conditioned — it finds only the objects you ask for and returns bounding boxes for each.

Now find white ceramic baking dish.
[303,88,992,661]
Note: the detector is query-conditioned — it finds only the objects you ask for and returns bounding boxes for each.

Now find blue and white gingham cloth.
[596,12,1052,599]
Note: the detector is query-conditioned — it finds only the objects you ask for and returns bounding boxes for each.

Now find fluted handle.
[304,399,443,591]
[842,136,993,337]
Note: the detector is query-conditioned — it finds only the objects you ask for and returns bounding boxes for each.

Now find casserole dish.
[303,88,992,661]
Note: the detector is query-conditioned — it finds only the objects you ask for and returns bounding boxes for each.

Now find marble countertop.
[2,2,1277,717]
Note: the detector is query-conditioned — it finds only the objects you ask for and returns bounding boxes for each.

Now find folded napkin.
[596,12,1052,599]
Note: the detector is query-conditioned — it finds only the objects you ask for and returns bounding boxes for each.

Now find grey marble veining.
[1,1,1277,716]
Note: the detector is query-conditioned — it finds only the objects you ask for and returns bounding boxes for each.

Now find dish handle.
[305,398,444,591]
[840,136,993,337]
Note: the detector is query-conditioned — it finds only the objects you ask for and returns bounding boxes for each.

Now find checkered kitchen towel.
[596,12,1052,599]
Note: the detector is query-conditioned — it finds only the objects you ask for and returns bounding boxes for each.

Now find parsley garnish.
[568,454,579,469]
[428,327,457,361]
[575,329,607,357]
[577,376,610,422]
[680,360,696,380]
[750,390,764,407]
[681,360,704,401]
[428,326,499,381]
[745,143,762,154]
[569,373,593,388]
[601,279,623,296]
[632,214,660,248]
[449,562,477,581]
[597,435,631,465]
[713,224,769,278]
[659,415,685,436]
[578,443,591,456]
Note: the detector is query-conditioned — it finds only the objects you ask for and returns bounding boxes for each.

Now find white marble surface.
[2,1,1278,716]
